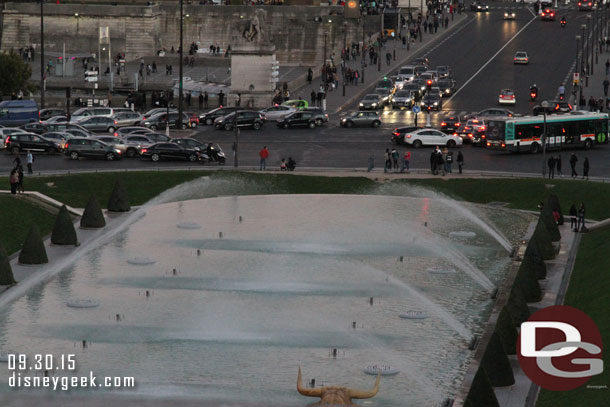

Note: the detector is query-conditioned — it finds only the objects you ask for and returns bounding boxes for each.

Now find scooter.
[560,19,567,28]
[530,90,538,101]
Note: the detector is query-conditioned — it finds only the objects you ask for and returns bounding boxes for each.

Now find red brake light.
[441,122,446,126]
[114,132,118,137]
[487,142,491,147]
[406,134,411,138]
[64,142,69,149]
[568,104,572,110]
[578,2,581,5]
[589,2,592,5]
[141,148,147,153]
[393,131,400,136]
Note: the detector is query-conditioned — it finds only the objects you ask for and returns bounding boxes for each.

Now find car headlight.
[341,118,346,122]
[433,102,438,105]
[372,103,378,106]
[114,149,121,154]
[359,103,364,106]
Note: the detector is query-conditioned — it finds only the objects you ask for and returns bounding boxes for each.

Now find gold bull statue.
[297,367,381,406]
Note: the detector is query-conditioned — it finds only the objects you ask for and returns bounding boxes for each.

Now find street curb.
[331,13,473,115]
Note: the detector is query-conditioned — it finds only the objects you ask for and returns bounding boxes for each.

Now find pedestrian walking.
[556,155,562,177]
[583,157,590,180]
[547,155,555,179]
[17,165,24,193]
[437,150,445,176]
[569,203,577,231]
[354,70,359,86]
[577,203,586,231]
[280,158,287,171]
[204,91,209,109]
[391,148,399,170]
[384,149,391,173]
[457,151,464,174]
[259,146,269,170]
[26,150,34,174]
[430,150,437,174]
[569,153,578,177]
[401,151,411,173]
[307,67,313,84]
[402,36,407,49]
[606,58,609,75]
[386,51,392,66]
[605,79,610,97]
[367,154,375,172]
[218,90,225,107]
[198,93,204,109]
[9,169,18,195]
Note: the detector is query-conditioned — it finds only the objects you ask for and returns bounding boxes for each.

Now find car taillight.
[141,148,147,153]
[393,132,400,136]
[406,135,411,138]
[441,122,446,126]
[589,2,592,5]
[114,121,118,125]
[501,143,506,148]
[578,2,581,5]
[482,135,486,139]
[114,132,118,137]
[487,142,491,147]
[468,134,474,138]
[511,95,515,99]
[480,126,486,131]
[64,142,69,149]
[568,104,573,110]
[541,12,545,16]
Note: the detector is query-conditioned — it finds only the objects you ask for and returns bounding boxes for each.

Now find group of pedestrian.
[568,153,590,179]
[429,146,462,175]
[9,151,33,195]
[259,146,297,172]
[19,45,35,62]
[546,155,563,178]
[568,203,587,232]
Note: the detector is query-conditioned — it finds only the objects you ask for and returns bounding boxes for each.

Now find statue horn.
[297,367,323,397]
[348,373,381,399]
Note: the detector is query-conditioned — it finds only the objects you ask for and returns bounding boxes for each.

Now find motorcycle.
[560,18,567,28]
[530,89,538,101]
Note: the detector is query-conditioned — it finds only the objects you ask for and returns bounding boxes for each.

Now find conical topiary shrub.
[547,194,564,225]
[465,367,500,407]
[506,285,530,326]
[523,240,547,280]
[0,241,16,286]
[107,179,131,212]
[514,259,542,302]
[495,306,518,355]
[531,220,555,260]
[18,224,48,265]
[51,205,78,246]
[541,204,561,242]
[481,332,515,387]
[80,196,106,228]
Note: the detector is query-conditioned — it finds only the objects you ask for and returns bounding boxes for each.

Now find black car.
[214,110,265,130]
[391,126,422,144]
[19,122,46,134]
[441,116,462,134]
[276,111,317,129]
[303,107,329,126]
[421,93,443,111]
[64,138,122,161]
[138,112,191,130]
[140,142,199,162]
[173,139,226,164]
[39,108,67,121]
[437,78,457,97]
[4,133,61,154]
[532,100,573,116]
[200,107,238,125]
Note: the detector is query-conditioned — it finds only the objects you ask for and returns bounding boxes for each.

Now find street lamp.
[541,101,549,177]
[587,15,592,79]
[343,22,347,97]
[177,0,184,130]
[576,35,581,107]
[323,32,328,88]
[40,0,45,109]
[582,23,588,87]
[361,16,365,85]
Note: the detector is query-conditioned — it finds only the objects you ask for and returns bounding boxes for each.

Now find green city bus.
[485,112,609,153]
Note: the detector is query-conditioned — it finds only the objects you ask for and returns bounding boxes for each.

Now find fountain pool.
[0,194,530,406]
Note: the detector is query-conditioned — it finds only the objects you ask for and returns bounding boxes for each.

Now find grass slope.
[0,196,56,255]
[536,227,610,406]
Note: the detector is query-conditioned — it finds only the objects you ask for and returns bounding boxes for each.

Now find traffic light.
[426,79,433,90]
[270,59,280,85]
[345,0,360,19]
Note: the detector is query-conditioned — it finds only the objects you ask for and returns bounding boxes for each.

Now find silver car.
[339,111,382,128]
[113,111,146,127]
[93,135,129,155]
[122,134,154,158]
[391,90,415,109]
[259,105,296,120]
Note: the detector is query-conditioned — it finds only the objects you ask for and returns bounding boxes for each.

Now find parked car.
[276,111,317,129]
[71,107,116,119]
[145,133,172,143]
[0,100,39,126]
[41,116,68,125]
[44,122,91,134]
[143,108,176,119]
[63,128,92,139]
[64,137,122,161]
[259,105,296,120]
[140,142,199,162]
[74,116,119,133]
[200,107,238,125]
[214,110,265,130]
[359,94,383,110]
[4,133,61,154]
[532,100,573,116]
[39,108,66,121]
[396,128,463,148]
[113,111,146,127]
[21,122,47,134]
[123,134,154,158]
[340,111,382,128]
[138,112,192,130]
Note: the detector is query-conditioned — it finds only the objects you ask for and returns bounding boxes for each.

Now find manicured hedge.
[0,240,16,285]
[80,196,106,228]
[481,332,515,387]
[523,240,547,280]
[464,367,500,407]
[506,284,531,325]
[51,205,78,246]
[541,204,561,242]
[531,219,555,260]
[494,306,518,355]
[514,258,543,302]
[18,224,48,265]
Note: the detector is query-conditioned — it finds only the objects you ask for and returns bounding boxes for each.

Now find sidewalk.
[293,12,471,115]
[569,24,609,109]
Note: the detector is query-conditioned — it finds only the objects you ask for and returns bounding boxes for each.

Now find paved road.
[3,6,610,177]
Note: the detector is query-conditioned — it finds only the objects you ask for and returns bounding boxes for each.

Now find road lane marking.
[445,13,539,106]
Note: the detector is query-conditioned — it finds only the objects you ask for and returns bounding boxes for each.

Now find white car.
[402,128,463,148]
[259,105,296,120]
[498,88,516,105]
[396,65,416,82]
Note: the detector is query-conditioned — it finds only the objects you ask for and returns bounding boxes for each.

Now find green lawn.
[392,178,610,221]
[0,196,56,256]
[536,227,610,406]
